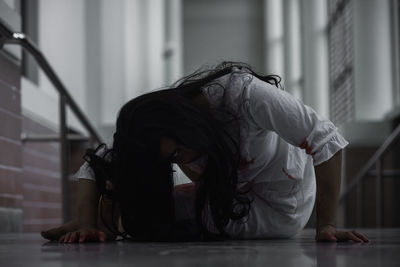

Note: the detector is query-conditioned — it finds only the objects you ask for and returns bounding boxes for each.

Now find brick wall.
[21,116,62,232]
[0,51,86,232]
[0,52,23,232]
[21,124,88,232]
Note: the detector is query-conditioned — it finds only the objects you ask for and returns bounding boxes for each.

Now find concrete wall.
[183,0,264,74]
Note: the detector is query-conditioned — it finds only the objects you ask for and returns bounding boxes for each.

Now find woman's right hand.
[41,179,116,243]
[58,228,108,243]
[41,219,80,241]
[41,219,109,243]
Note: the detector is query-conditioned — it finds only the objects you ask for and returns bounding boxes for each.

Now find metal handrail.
[21,133,91,142]
[0,19,102,143]
[0,18,103,222]
[339,122,400,201]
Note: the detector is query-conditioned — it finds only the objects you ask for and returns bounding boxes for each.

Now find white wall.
[18,0,398,147]
[283,0,302,100]
[38,0,86,106]
[21,0,87,134]
[300,0,329,119]
[99,0,126,127]
[98,0,168,142]
[264,0,285,81]
[99,0,167,126]
[264,0,328,117]
[84,0,102,128]
[21,0,180,143]
[183,0,264,74]
[164,0,183,85]
[353,0,394,121]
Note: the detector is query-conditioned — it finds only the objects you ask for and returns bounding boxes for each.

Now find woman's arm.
[314,150,369,242]
[77,179,100,228]
[314,150,341,231]
[41,179,115,242]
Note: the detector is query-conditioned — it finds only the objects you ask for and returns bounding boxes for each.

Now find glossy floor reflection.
[0,229,399,267]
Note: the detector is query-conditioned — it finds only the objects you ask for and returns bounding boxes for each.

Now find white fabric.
[72,145,109,181]
[191,68,348,238]
[73,68,349,239]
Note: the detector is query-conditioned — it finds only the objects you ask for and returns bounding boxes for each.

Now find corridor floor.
[0,229,399,266]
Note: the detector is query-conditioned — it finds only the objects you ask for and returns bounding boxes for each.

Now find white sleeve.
[71,144,110,181]
[72,162,96,181]
[247,76,348,166]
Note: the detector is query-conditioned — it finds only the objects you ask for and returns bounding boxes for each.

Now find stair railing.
[0,18,103,223]
[339,122,400,227]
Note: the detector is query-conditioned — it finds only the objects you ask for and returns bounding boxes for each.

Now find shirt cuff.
[311,131,349,166]
[71,162,95,181]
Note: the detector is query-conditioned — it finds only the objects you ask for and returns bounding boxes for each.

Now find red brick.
[23,142,59,157]
[0,194,23,208]
[22,169,61,188]
[0,110,21,141]
[22,147,60,173]
[0,85,20,115]
[23,187,61,203]
[0,139,22,167]
[0,53,21,88]
[22,116,57,135]
[23,205,62,219]
[0,168,21,195]
[24,222,62,232]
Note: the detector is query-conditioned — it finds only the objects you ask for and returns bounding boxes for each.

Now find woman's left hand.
[315,225,369,242]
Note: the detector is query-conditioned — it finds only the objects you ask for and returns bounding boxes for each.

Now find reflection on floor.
[0,229,399,267]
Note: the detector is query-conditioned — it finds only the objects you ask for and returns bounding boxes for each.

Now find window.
[327,0,355,125]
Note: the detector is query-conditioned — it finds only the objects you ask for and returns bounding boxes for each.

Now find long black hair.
[84,62,281,241]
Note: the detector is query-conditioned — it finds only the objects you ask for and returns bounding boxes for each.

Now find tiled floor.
[0,229,399,266]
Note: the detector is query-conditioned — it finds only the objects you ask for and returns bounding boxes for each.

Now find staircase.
[0,18,103,226]
[340,119,400,227]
